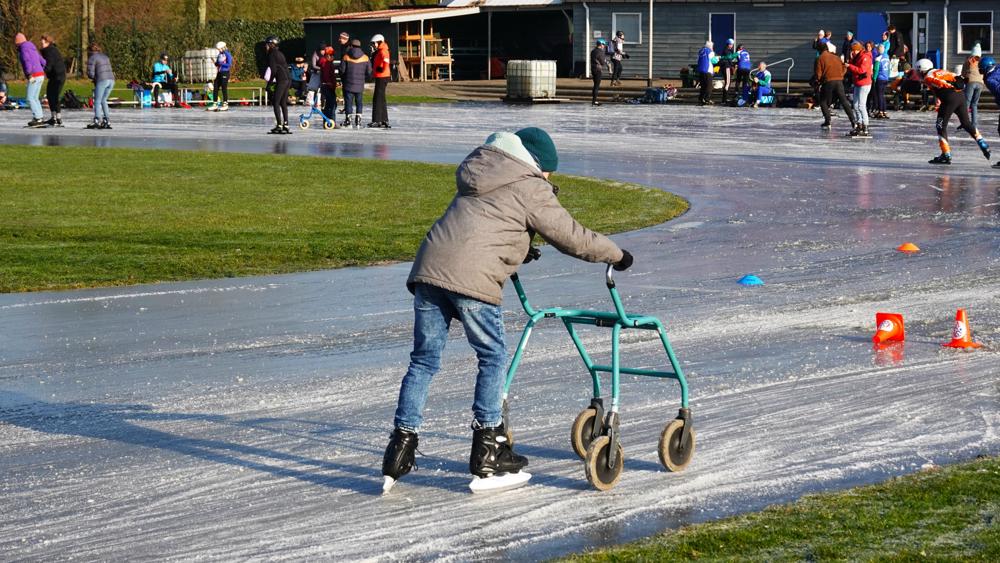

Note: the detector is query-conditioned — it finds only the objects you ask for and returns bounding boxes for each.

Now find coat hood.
[455,132,543,197]
[346,46,365,59]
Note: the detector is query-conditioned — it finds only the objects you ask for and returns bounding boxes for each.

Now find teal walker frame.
[501,264,696,490]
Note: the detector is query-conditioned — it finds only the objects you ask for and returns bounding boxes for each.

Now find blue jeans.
[964,82,983,131]
[343,90,363,117]
[394,283,507,432]
[853,84,871,126]
[93,79,113,121]
[26,76,44,119]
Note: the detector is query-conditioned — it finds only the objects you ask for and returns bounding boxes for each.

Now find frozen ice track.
[1,103,998,560]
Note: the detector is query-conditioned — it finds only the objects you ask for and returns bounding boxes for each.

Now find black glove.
[952,76,967,91]
[624,53,631,60]
[613,250,633,271]
[522,246,541,264]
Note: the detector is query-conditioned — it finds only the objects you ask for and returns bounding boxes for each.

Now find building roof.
[304,7,480,24]
[440,0,563,6]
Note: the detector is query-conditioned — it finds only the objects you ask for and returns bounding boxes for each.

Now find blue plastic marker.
[738,274,764,286]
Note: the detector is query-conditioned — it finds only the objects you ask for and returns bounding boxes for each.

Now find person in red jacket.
[914,59,991,165]
[845,41,873,137]
[368,34,391,128]
[319,46,338,121]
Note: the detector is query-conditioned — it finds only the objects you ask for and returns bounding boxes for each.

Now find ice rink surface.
[2,102,999,560]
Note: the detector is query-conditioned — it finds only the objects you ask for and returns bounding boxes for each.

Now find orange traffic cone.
[897,242,920,254]
[942,309,982,349]
[873,312,905,344]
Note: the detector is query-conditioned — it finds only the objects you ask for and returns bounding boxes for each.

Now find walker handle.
[605,264,616,288]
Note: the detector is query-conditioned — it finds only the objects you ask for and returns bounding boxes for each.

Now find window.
[612,13,642,44]
[958,11,993,53]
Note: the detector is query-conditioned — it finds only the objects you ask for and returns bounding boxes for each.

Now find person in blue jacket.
[750,61,772,107]
[151,53,179,107]
[871,44,891,119]
[980,57,1000,168]
[697,41,718,105]
[210,41,233,111]
[735,44,752,95]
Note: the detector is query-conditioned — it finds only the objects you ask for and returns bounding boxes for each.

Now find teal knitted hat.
[515,127,558,172]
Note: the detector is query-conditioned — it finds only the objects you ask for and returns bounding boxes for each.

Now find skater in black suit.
[264,36,291,134]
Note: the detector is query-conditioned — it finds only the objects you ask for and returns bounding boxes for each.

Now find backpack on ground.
[61,89,83,109]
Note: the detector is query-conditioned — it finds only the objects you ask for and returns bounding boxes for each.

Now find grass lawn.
[0,145,687,293]
[563,455,1000,562]
[3,79,450,104]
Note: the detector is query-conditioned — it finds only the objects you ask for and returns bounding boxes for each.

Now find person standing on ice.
[14,33,46,128]
[211,42,232,111]
[590,38,608,105]
[696,40,718,105]
[845,41,873,137]
[914,58,991,165]
[263,36,291,134]
[815,41,856,132]
[39,34,66,127]
[368,34,392,128]
[381,127,633,493]
[719,38,737,105]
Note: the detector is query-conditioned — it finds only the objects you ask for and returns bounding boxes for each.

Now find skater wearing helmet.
[368,34,391,128]
[590,38,608,105]
[914,58,991,165]
[977,57,1000,168]
[211,42,232,111]
[382,127,632,494]
[846,41,873,137]
[814,40,857,132]
[264,36,291,134]
[719,38,736,105]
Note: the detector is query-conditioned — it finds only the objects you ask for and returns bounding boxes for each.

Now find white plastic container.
[183,49,219,83]
[506,60,557,99]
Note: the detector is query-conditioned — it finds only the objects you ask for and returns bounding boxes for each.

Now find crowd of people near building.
[5,30,394,134]
[3,25,999,165]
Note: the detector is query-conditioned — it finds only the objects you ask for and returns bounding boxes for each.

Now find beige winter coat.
[407,136,624,305]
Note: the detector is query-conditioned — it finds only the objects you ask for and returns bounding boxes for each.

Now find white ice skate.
[469,471,531,493]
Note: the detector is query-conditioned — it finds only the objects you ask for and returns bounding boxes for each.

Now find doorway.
[709,13,735,46]
[888,12,929,62]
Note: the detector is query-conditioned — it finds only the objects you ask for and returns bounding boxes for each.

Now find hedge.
[94,19,305,82]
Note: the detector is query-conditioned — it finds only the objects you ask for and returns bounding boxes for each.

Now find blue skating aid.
[738,274,764,286]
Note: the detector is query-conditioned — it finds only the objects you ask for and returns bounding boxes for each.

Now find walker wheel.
[584,435,623,491]
[658,419,696,472]
[299,119,309,130]
[570,407,600,459]
[323,120,334,130]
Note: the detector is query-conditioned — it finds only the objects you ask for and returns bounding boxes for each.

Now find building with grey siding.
[572,1,996,81]
[304,1,996,82]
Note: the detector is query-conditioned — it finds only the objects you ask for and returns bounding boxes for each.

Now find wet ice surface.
[2,103,1000,560]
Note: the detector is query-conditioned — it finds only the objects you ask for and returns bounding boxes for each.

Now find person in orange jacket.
[369,34,391,129]
[912,58,991,165]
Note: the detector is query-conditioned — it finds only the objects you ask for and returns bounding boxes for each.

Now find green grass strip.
[0,145,687,292]
[563,456,1000,562]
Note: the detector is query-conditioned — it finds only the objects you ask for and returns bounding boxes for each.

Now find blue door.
[856,12,888,45]
[710,13,735,46]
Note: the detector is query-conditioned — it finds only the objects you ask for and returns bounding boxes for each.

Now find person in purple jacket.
[14,33,47,127]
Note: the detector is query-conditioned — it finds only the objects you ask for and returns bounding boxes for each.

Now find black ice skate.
[468,425,530,493]
[381,428,418,493]
[267,125,283,134]
[978,139,991,160]
[929,153,952,165]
